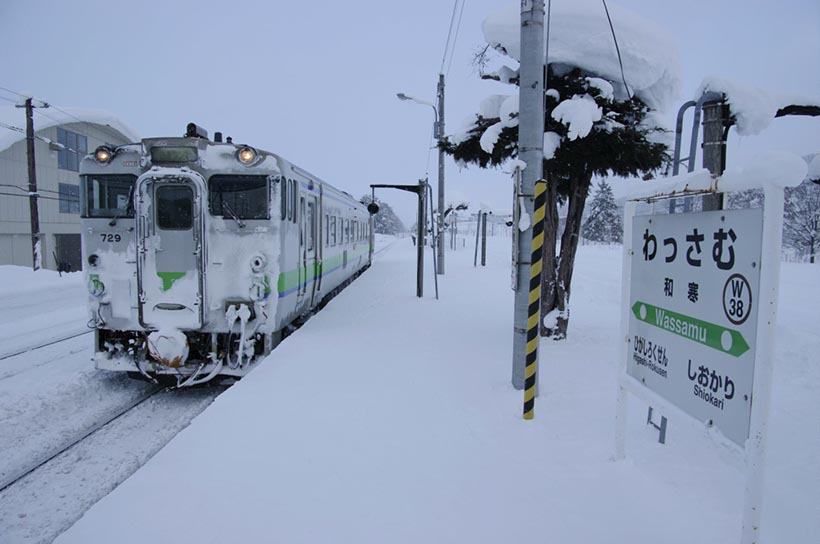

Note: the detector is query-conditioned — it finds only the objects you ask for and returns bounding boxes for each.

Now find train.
[80,123,377,386]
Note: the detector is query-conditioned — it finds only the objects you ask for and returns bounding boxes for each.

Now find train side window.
[292,180,299,223]
[330,216,336,246]
[307,201,315,251]
[325,214,329,247]
[286,180,292,221]
[281,178,288,220]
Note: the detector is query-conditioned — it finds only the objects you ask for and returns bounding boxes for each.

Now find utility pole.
[17,98,47,271]
[512,0,546,390]
[417,178,426,297]
[437,73,446,275]
[702,99,729,211]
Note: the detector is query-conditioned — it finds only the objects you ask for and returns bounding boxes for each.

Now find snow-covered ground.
[0,267,87,359]
[42,236,816,544]
[0,267,222,543]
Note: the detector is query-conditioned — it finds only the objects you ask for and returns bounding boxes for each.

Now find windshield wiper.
[222,199,245,228]
[109,185,135,226]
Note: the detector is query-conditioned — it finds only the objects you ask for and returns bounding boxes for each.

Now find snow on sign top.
[697,76,820,136]
[482,0,681,110]
[618,151,809,201]
[0,105,140,154]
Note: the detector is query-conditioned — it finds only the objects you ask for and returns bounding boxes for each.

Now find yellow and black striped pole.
[523,179,547,420]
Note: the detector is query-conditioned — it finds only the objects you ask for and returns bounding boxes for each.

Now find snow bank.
[697,76,820,136]
[0,265,82,298]
[481,0,681,110]
[53,240,819,543]
[0,106,140,153]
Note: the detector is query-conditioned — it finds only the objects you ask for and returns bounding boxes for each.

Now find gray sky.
[1,0,817,224]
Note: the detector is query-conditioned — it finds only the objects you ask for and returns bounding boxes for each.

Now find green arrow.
[632,301,750,357]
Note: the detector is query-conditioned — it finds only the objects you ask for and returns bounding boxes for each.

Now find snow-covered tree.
[443,3,677,338]
[360,196,406,235]
[727,188,764,210]
[582,180,622,243]
[783,180,820,263]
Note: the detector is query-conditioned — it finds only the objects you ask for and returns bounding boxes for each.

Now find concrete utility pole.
[17,98,47,271]
[437,73,446,275]
[512,0,546,390]
[702,100,729,211]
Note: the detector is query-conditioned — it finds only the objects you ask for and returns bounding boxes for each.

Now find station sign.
[627,208,763,446]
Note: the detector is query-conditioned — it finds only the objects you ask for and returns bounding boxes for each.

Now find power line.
[48,103,131,145]
[0,84,132,145]
[601,0,632,99]
[440,0,461,75]
[0,191,77,203]
[445,0,466,79]
[0,120,90,157]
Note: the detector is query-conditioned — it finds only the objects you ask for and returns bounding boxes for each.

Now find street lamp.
[397,82,446,275]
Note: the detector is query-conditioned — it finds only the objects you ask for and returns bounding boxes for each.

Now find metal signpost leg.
[481,212,488,266]
[614,201,636,460]
[741,187,784,544]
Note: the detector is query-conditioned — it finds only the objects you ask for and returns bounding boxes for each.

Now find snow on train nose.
[147,328,190,368]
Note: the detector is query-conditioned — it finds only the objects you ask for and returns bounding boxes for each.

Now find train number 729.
[100,233,122,243]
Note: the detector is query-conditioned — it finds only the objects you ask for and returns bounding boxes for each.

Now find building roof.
[0,105,140,154]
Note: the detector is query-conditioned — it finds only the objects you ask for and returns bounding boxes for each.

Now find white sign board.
[627,208,763,446]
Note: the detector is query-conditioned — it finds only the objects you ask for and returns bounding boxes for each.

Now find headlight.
[94,146,114,163]
[88,274,105,297]
[237,146,257,165]
[88,254,100,267]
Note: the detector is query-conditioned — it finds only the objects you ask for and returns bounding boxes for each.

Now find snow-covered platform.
[55,238,818,543]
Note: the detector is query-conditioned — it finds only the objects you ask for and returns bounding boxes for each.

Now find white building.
[0,106,139,271]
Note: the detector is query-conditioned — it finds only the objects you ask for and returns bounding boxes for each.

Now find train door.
[306,196,318,306]
[297,195,307,307]
[136,172,204,330]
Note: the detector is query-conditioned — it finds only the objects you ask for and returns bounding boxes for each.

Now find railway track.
[0,385,162,492]
[0,237,402,492]
[0,329,92,362]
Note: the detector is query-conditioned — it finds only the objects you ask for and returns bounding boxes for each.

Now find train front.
[80,125,282,386]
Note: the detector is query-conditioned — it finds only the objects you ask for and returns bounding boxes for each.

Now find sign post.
[615,187,784,544]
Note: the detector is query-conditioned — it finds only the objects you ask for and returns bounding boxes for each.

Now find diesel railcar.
[80,123,374,386]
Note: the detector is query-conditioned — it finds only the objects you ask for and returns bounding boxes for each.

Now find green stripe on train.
[276,247,370,294]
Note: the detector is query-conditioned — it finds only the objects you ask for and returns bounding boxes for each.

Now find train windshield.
[208,175,269,220]
[82,174,137,218]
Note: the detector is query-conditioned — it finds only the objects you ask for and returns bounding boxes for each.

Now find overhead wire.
[601,0,632,99]
[0,83,132,145]
[0,120,89,157]
[445,0,466,80]
[439,0,461,75]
